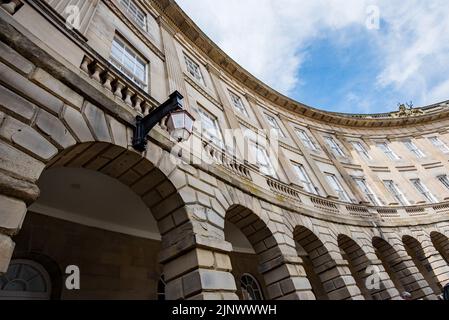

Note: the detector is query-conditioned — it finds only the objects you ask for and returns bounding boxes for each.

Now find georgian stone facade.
[0,0,448,300]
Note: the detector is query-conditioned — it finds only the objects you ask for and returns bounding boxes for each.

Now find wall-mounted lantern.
[132,91,195,152]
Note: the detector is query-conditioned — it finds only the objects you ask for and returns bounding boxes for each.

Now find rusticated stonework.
[0,0,448,300]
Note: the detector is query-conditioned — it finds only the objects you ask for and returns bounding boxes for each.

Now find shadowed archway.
[337,235,375,300]
[403,235,442,294]
[373,237,435,300]
[430,232,449,265]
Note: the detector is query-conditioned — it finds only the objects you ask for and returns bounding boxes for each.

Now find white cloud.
[177,0,449,110]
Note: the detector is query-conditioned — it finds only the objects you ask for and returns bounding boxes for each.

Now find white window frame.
[326,173,351,202]
[404,140,426,159]
[120,0,147,30]
[295,129,317,151]
[353,177,381,206]
[429,137,449,154]
[377,142,400,160]
[184,54,205,86]
[325,137,346,157]
[293,163,318,195]
[110,35,147,89]
[352,141,372,160]
[265,113,286,138]
[229,91,248,116]
[438,175,449,190]
[251,142,277,178]
[411,179,438,204]
[198,107,224,148]
[383,180,409,206]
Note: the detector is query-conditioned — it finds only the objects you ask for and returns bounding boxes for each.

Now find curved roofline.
[151,0,449,127]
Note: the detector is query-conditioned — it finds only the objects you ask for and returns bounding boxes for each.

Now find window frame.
[229,91,249,116]
[438,175,449,190]
[110,35,148,90]
[325,137,346,157]
[250,142,278,178]
[119,0,147,31]
[352,141,372,160]
[326,173,351,202]
[429,137,449,154]
[293,163,318,195]
[0,259,52,300]
[184,54,206,86]
[383,180,410,206]
[240,273,264,301]
[404,140,426,159]
[377,142,400,161]
[197,106,224,149]
[410,179,438,204]
[264,113,286,138]
[295,129,317,151]
[353,177,381,206]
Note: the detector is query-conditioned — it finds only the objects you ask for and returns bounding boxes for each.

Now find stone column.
[159,220,238,300]
[364,258,401,300]
[260,254,316,300]
[0,141,43,273]
[418,235,449,290]
[317,259,365,300]
[390,240,438,300]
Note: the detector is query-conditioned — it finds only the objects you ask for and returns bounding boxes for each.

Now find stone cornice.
[150,0,449,128]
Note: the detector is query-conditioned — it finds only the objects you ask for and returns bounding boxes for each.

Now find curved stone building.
[0,0,449,300]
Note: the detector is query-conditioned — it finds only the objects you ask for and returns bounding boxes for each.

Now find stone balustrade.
[0,0,22,15]
[80,54,155,116]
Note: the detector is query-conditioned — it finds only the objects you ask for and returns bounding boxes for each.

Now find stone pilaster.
[158,17,189,102]
[0,140,44,274]
[159,234,238,300]
[260,254,316,300]
[316,259,365,300]
[417,235,449,290]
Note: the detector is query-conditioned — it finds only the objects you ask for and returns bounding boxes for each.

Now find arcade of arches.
[0,0,449,301]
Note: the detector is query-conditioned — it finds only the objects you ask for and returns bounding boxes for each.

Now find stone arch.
[293,225,363,300]
[45,142,188,240]
[430,231,449,265]
[224,201,315,300]
[337,234,375,300]
[372,237,435,300]
[402,235,442,294]
[1,111,240,300]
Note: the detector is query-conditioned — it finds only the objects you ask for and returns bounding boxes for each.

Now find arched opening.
[240,273,264,300]
[403,235,442,294]
[373,237,432,300]
[337,235,374,300]
[0,259,51,300]
[293,226,335,300]
[224,205,273,300]
[430,232,449,265]
[7,142,187,299]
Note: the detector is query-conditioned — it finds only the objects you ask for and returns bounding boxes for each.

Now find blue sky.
[176,0,449,114]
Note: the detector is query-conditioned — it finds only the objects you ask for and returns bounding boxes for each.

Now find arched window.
[240,274,264,300]
[0,259,51,300]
